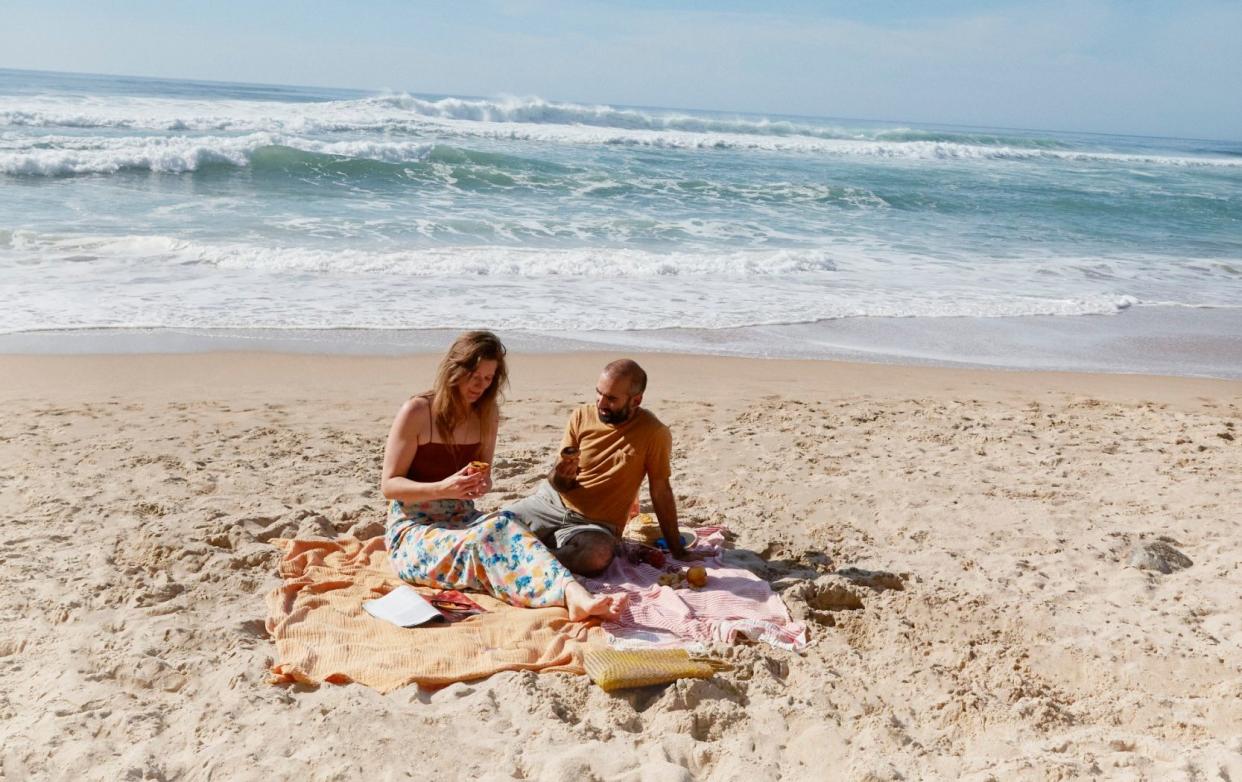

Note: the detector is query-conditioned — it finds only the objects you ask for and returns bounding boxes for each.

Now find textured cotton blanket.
[264,535,604,693]
[584,527,807,651]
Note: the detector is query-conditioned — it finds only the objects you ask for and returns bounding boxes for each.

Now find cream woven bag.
[582,648,731,692]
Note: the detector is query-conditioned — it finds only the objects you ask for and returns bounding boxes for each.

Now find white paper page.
[363,586,444,628]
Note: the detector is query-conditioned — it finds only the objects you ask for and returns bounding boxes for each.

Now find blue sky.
[2,0,1239,139]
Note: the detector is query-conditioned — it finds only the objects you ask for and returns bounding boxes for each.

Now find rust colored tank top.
[405,441,481,483]
[404,398,482,482]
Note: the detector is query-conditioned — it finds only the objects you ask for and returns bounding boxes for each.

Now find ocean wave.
[210,246,841,277]
[870,128,1066,148]
[0,290,1153,336]
[0,232,840,276]
[431,122,1242,167]
[0,133,864,210]
[0,93,917,141]
[0,133,889,212]
[7,133,1240,181]
[365,94,880,140]
[7,231,1238,335]
[5,129,1240,178]
[4,94,1241,169]
[0,133,436,175]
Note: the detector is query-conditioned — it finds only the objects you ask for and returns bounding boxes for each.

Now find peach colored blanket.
[264,536,604,693]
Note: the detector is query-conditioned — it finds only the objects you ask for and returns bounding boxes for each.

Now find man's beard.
[598,404,632,425]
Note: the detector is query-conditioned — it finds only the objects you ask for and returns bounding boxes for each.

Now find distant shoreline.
[2,305,1239,380]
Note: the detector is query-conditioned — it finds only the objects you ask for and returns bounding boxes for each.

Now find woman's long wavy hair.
[420,330,508,449]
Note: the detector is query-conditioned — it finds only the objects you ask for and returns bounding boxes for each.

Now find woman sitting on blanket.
[381,330,624,621]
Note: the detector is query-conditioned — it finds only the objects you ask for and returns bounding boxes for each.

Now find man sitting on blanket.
[505,359,699,576]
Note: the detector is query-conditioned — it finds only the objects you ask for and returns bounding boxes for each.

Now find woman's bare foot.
[564,581,627,621]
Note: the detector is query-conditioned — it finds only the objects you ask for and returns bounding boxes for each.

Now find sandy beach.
[1,351,1240,781]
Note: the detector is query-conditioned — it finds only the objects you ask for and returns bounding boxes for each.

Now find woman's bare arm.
[380,397,479,502]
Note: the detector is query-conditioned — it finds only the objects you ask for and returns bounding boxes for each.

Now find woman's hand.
[472,463,494,496]
[439,465,488,501]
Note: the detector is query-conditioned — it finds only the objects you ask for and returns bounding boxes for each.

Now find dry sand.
[1,352,1240,781]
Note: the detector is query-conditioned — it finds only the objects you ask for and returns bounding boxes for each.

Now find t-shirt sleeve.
[560,407,580,452]
[645,423,673,483]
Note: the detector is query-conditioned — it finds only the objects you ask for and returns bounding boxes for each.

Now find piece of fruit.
[657,568,689,588]
[686,566,708,588]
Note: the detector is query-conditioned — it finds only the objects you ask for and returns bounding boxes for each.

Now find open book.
[363,586,445,628]
[364,586,487,627]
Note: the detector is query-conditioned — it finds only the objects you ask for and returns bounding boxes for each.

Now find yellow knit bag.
[582,648,731,692]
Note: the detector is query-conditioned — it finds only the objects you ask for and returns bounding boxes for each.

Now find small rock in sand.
[1127,541,1192,574]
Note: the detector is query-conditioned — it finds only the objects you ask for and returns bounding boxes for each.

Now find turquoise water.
[1,68,1240,370]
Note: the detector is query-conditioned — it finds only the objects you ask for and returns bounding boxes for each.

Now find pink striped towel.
[582,527,807,651]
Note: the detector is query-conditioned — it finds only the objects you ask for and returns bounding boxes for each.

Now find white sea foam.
[362,94,866,138]
[0,133,435,175]
[0,93,875,138]
[5,128,1237,176]
[0,285,1151,335]
[3,94,1240,170]
[433,121,1242,167]
[6,230,1227,336]
[1,231,838,276]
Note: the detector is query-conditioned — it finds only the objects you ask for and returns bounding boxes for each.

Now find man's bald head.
[602,359,647,396]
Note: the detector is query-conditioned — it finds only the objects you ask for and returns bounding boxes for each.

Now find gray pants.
[503,480,615,550]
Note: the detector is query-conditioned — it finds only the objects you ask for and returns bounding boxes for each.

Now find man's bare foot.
[564,581,626,621]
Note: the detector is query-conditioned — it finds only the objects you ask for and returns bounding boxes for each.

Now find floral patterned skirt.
[385,499,571,608]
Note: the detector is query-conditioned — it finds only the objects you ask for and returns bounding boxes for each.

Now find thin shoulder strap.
[425,397,437,444]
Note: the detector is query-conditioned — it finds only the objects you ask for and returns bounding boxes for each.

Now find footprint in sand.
[787,569,906,626]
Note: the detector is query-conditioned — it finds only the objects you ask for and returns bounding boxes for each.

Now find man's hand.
[649,476,701,559]
[670,546,705,562]
[548,447,580,492]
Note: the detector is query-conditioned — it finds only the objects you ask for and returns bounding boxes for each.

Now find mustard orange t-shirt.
[558,404,672,532]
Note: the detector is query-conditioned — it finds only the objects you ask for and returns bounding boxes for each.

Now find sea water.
[1,69,1239,374]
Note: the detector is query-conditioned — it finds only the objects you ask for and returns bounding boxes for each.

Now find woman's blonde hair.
[421,330,508,448]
